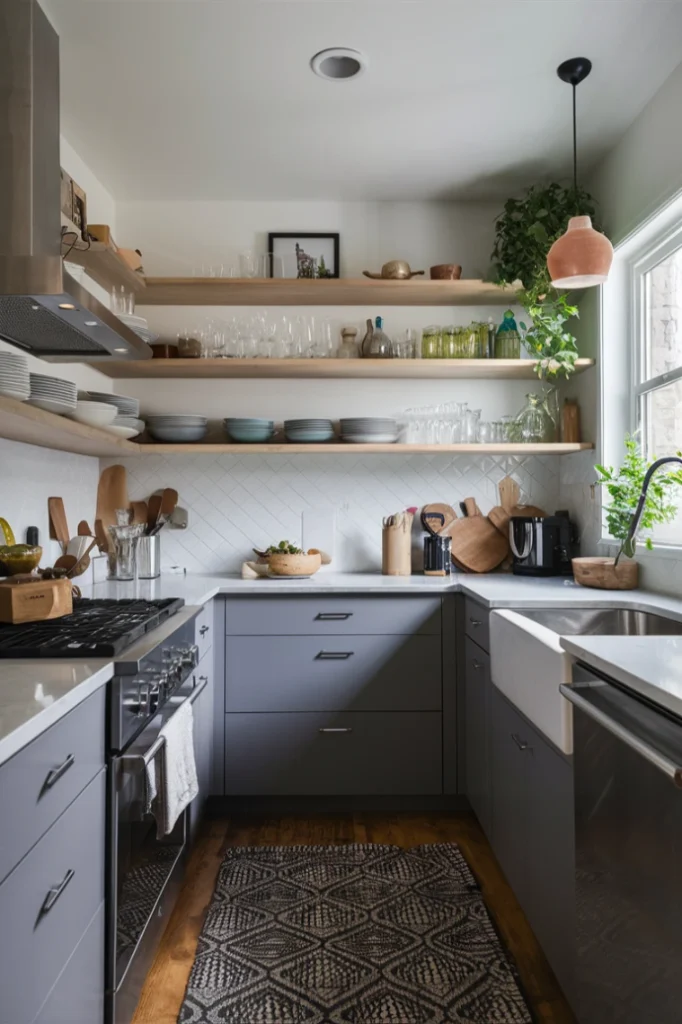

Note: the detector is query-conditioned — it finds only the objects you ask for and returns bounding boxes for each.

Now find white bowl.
[69,401,118,427]
[106,424,140,440]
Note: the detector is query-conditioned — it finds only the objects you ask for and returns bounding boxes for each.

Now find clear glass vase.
[515,392,555,443]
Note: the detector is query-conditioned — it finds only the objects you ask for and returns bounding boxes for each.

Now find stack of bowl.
[339,418,399,444]
[69,400,118,428]
[223,418,274,443]
[284,419,335,443]
[147,415,208,442]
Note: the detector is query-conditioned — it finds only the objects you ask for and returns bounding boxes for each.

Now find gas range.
[0,597,184,658]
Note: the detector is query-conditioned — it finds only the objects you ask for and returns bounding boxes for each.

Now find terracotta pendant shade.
[547,215,614,289]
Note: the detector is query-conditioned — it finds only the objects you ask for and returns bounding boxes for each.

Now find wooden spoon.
[97,466,128,530]
[48,497,70,553]
[54,538,98,578]
[159,488,178,520]
[146,494,163,533]
[130,501,148,526]
[77,520,92,537]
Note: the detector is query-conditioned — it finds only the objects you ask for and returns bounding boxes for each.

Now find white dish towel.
[145,698,199,837]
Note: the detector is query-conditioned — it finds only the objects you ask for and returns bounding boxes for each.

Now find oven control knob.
[176,644,200,669]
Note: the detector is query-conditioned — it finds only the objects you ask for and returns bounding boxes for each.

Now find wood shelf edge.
[0,396,141,456]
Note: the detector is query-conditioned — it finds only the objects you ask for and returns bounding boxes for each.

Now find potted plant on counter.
[491,181,600,380]
[573,436,682,589]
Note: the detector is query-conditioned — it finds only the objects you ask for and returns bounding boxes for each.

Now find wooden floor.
[132,812,576,1024]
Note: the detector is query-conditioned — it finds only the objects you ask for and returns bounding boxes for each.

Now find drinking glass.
[239,251,259,278]
[463,408,481,444]
[478,421,494,444]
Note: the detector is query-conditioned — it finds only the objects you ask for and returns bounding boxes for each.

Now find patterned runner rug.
[178,843,532,1023]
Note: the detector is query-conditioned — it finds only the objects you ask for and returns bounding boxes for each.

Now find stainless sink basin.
[517,607,682,636]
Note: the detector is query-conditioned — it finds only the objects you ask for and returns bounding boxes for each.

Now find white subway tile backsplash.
[104,452,563,574]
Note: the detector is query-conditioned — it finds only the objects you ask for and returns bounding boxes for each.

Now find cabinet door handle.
[316,651,354,660]
[472,659,483,670]
[469,618,482,627]
[43,753,75,791]
[315,612,353,621]
[511,733,530,752]
[199,625,210,636]
[319,727,353,734]
[40,868,75,917]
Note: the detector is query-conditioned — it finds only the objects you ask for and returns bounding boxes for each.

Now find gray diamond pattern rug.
[178,843,532,1023]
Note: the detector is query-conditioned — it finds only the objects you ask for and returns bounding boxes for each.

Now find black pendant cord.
[556,56,592,212]
[572,83,578,202]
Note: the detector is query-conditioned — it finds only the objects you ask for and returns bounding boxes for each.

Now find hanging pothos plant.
[491,182,601,379]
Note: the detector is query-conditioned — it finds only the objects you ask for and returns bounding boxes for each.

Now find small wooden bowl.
[572,556,639,590]
[430,264,462,280]
[267,552,322,577]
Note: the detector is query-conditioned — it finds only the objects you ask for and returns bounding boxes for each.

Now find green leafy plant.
[596,437,682,563]
[491,182,601,379]
[265,540,303,555]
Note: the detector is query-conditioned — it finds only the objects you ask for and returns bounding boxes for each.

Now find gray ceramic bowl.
[148,424,208,442]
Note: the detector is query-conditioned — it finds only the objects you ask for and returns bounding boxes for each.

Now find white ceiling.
[45,0,682,202]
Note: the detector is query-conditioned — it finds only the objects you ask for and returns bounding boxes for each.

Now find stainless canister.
[137,534,161,579]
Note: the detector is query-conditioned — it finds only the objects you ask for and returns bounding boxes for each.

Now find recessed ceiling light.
[311,48,366,81]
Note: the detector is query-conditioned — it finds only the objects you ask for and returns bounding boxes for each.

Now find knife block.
[0,578,73,623]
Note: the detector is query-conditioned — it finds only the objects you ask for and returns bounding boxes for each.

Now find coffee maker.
[510,511,578,577]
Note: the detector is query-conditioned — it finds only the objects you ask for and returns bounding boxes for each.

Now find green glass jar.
[422,325,442,359]
[442,326,457,358]
[455,326,476,358]
[494,309,521,359]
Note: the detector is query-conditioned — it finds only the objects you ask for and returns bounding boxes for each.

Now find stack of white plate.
[117,314,158,345]
[85,391,141,418]
[0,351,30,400]
[28,373,77,414]
[339,417,399,444]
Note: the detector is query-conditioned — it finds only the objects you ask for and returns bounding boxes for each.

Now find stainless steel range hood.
[0,0,151,361]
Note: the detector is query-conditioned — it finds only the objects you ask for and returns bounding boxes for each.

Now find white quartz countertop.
[4,570,682,767]
[560,635,682,719]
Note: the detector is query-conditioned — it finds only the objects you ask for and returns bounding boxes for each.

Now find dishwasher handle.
[561,681,682,788]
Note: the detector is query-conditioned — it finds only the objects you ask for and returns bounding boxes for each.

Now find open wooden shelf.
[61,214,146,295]
[93,357,595,380]
[0,396,140,457]
[136,277,522,307]
[136,442,594,455]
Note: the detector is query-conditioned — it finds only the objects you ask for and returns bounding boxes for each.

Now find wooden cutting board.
[442,497,509,573]
[490,476,547,536]
[96,465,128,530]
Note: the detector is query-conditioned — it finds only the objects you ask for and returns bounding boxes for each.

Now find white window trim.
[600,187,682,558]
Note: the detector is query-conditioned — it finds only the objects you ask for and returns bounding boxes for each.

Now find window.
[601,193,682,553]
[634,233,682,460]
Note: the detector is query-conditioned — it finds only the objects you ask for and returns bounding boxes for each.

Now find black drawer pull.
[40,868,75,917]
[316,651,354,660]
[511,733,530,752]
[472,659,483,670]
[43,753,75,791]
[199,625,210,636]
[319,727,353,734]
[315,612,353,621]
[469,618,482,627]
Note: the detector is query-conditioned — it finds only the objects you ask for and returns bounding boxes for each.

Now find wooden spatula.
[94,518,109,553]
[77,520,92,537]
[48,497,70,553]
[130,501,148,526]
[159,488,178,519]
[97,466,128,529]
[146,494,163,534]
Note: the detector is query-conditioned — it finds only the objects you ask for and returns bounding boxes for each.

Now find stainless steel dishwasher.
[561,666,682,1024]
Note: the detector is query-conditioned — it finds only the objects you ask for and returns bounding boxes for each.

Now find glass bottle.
[442,326,457,358]
[361,316,393,358]
[495,309,522,359]
[422,325,441,359]
[515,392,555,443]
[337,326,360,359]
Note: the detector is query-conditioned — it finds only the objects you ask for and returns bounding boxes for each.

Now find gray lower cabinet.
[0,686,106,886]
[462,636,492,837]
[224,596,442,637]
[33,901,105,1024]
[225,634,441,713]
[190,652,215,840]
[491,686,575,996]
[225,711,442,795]
[0,768,106,1024]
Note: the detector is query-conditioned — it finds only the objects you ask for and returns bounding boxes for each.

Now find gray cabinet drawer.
[224,596,442,636]
[225,711,442,795]
[464,597,489,651]
[194,601,213,659]
[0,769,105,1024]
[0,686,105,885]
[33,901,104,1024]
[226,635,441,712]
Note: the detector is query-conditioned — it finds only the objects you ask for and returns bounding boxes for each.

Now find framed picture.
[268,232,340,279]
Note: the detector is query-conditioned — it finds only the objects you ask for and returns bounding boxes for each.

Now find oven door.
[107,675,208,1024]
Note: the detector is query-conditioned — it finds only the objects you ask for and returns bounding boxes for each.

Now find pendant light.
[547,57,613,289]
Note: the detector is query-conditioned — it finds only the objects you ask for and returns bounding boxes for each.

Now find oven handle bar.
[120,674,209,769]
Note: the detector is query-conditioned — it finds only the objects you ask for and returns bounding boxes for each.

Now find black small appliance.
[510,511,578,577]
